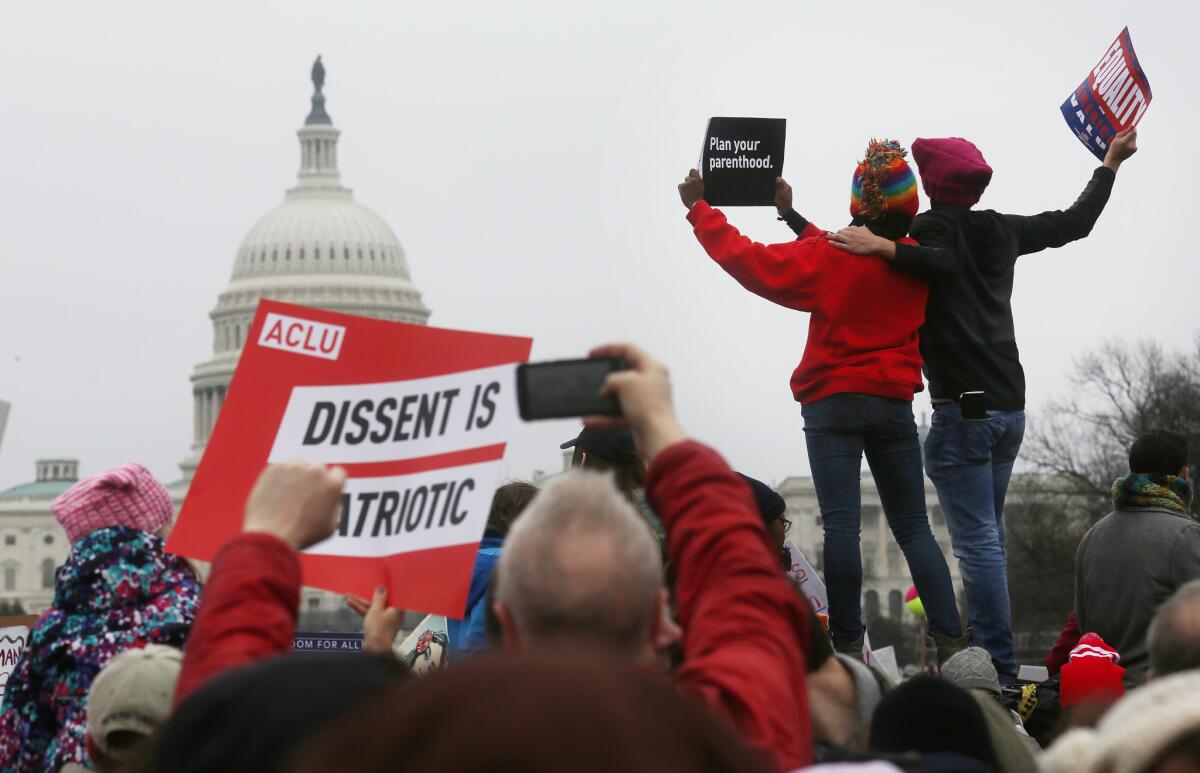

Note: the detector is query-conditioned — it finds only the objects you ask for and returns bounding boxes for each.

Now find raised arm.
[1003,128,1136,255]
[678,170,825,311]
[775,177,816,238]
[174,462,346,706]
[587,343,812,770]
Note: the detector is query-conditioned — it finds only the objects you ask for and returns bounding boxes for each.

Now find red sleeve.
[647,440,811,771]
[173,533,301,706]
[687,201,824,312]
[1045,609,1081,677]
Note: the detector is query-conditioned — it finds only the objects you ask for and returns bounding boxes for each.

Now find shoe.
[832,630,865,658]
[932,627,972,667]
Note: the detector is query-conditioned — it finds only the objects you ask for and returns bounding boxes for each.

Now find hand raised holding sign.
[244,461,347,551]
[1103,127,1138,172]
[774,177,793,217]
[346,586,407,655]
[677,169,705,209]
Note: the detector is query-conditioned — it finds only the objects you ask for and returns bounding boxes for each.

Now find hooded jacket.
[688,201,927,404]
[0,527,200,771]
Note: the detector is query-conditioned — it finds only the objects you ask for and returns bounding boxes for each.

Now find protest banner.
[167,300,532,619]
[397,614,447,675]
[0,400,10,455]
[293,632,364,653]
[784,539,828,616]
[1060,27,1151,161]
[699,117,786,206]
[0,615,37,699]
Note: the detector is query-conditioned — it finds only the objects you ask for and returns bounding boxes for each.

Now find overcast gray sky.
[1,0,1195,492]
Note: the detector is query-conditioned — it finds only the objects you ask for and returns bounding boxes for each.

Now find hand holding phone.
[517,358,627,421]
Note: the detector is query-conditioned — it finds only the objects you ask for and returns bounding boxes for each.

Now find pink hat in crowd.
[910,137,993,207]
[51,462,173,543]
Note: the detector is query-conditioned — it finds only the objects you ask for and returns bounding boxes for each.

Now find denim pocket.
[924,413,994,471]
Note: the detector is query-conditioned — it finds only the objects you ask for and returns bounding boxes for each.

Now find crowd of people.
[1,125,1198,773]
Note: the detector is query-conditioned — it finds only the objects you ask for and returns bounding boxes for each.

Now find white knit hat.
[1040,671,1200,773]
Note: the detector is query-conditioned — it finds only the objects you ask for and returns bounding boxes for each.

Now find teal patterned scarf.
[1112,473,1194,515]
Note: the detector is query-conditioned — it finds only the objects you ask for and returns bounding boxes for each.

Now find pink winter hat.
[910,137,993,207]
[51,462,173,543]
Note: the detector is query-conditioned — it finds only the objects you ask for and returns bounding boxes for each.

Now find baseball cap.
[88,644,183,755]
[559,426,637,463]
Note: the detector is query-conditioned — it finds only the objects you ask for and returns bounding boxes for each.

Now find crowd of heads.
[1,125,1196,773]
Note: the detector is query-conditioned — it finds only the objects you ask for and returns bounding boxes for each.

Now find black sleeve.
[890,214,958,280]
[1002,166,1116,256]
[778,209,811,238]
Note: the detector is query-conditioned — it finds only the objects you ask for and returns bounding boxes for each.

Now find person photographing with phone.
[827,128,1140,683]
[677,140,967,664]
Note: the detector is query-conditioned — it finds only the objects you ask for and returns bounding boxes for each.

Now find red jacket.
[688,201,928,404]
[175,441,812,769]
[1046,609,1082,677]
[648,440,811,770]
[174,533,300,707]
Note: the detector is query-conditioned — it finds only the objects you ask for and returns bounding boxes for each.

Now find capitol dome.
[179,57,430,481]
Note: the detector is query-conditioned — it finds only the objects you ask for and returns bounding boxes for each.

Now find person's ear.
[493,601,521,652]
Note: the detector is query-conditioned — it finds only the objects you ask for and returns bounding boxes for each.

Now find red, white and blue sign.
[168,300,531,618]
[1060,27,1152,161]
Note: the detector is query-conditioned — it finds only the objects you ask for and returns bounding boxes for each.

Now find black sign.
[699,117,786,206]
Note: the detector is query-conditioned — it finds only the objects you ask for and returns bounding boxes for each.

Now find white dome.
[231,191,416,282]
[181,61,431,482]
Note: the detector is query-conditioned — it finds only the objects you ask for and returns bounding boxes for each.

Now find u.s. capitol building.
[0,60,959,632]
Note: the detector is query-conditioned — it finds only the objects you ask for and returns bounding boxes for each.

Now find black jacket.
[890,166,1116,410]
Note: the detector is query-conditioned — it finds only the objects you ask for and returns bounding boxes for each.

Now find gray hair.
[495,469,662,658]
[1149,579,1200,677]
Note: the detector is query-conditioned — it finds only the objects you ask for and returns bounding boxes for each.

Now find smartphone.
[959,391,987,421]
[516,358,627,421]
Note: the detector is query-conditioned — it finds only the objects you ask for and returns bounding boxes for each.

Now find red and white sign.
[167,300,532,618]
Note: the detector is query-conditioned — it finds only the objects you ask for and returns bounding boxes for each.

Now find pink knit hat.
[910,137,993,207]
[51,462,173,543]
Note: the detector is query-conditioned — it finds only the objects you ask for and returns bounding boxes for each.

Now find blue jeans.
[924,403,1025,682]
[802,394,963,642]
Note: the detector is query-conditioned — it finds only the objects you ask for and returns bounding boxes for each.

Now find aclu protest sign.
[0,616,37,699]
[1060,27,1151,161]
[699,117,785,206]
[167,300,532,618]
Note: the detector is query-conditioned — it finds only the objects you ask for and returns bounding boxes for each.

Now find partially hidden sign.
[0,616,37,699]
[1060,27,1151,161]
[168,300,532,618]
[699,117,786,206]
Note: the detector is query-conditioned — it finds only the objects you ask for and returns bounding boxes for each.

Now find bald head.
[1149,580,1200,677]
[495,469,662,659]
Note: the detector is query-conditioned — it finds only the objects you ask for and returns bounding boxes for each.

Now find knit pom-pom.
[855,139,908,220]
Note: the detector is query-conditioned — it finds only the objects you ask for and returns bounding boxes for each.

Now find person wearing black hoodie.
[828,128,1140,683]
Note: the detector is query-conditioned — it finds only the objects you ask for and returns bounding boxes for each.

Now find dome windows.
[299,246,305,260]
[286,247,292,261]
[314,246,320,260]
[344,247,350,260]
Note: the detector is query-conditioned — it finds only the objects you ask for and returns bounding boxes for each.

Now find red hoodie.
[687,201,927,404]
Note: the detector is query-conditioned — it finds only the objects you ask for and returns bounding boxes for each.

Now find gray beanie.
[940,646,1000,695]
